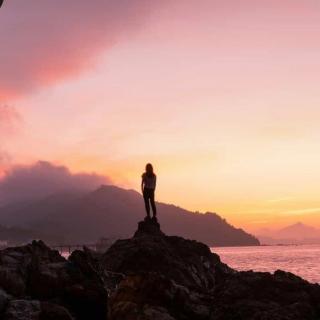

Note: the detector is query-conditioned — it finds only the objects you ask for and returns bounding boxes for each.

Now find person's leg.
[150,190,157,217]
[143,190,150,217]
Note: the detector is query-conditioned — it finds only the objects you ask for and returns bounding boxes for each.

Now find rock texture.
[0,240,108,320]
[0,219,319,319]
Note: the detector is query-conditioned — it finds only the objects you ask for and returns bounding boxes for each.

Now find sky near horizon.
[1,0,320,231]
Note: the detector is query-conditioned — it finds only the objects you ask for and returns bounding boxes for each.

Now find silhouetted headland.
[0,185,259,247]
[0,218,319,319]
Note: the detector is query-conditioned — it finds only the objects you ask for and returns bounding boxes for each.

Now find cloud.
[282,208,320,216]
[0,105,21,135]
[0,151,10,163]
[0,161,110,205]
[0,151,11,175]
[267,197,295,203]
[0,0,163,100]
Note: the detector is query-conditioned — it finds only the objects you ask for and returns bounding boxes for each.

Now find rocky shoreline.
[0,218,319,320]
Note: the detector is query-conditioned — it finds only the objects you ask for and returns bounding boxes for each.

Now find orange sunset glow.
[1,0,320,232]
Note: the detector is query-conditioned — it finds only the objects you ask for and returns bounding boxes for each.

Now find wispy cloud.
[282,208,320,215]
[0,105,21,133]
[267,197,295,203]
[0,150,11,168]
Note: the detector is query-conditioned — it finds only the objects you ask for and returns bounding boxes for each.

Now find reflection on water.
[212,244,320,284]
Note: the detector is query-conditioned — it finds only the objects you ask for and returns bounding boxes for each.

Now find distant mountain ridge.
[0,185,259,246]
[256,222,320,245]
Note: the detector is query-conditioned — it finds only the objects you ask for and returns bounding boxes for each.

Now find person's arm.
[141,176,144,193]
[154,175,157,190]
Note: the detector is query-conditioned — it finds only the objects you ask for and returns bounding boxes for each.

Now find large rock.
[3,300,74,320]
[4,300,41,320]
[0,240,65,297]
[134,217,164,237]
[104,219,320,320]
[103,218,232,293]
[108,273,214,320]
[0,218,319,320]
[211,270,320,320]
[0,241,108,320]
[0,288,10,315]
[64,249,108,320]
[39,302,74,320]
[104,218,232,319]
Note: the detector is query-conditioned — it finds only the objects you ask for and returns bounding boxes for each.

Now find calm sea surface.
[211,245,320,284]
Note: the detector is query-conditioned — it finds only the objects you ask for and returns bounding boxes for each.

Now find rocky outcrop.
[0,240,108,320]
[0,219,319,319]
[211,269,320,319]
[104,218,320,320]
[104,217,233,319]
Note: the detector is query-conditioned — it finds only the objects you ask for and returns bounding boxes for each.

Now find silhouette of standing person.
[141,163,157,219]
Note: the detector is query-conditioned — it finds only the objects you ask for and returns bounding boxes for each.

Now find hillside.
[0,185,259,246]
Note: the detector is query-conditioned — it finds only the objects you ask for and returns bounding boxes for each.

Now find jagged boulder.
[40,302,74,320]
[104,218,232,320]
[211,269,320,320]
[103,219,320,320]
[65,249,108,320]
[0,240,65,297]
[3,300,74,320]
[108,272,215,320]
[0,288,10,315]
[0,241,108,320]
[4,300,41,320]
[103,218,232,292]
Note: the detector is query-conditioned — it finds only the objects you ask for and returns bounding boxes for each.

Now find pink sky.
[1,0,320,231]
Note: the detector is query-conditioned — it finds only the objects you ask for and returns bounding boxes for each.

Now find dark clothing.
[142,172,156,189]
[143,187,156,217]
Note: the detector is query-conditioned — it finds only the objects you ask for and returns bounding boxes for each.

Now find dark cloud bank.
[0,161,110,205]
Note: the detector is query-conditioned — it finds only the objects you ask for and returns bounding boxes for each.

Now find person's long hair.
[145,163,155,177]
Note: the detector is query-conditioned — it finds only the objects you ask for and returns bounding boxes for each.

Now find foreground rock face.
[0,218,319,319]
[0,240,108,320]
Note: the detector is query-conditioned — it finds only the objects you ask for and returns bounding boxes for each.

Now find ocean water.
[211,245,320,284]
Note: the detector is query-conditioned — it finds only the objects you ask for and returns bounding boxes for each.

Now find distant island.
[256,222,320,245]
[0,185,259,247]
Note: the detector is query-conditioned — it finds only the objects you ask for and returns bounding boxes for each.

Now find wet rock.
[108,273,214,320]
[4,300,41,320]
[3,300,73,320]
[0,288,10,315]
[211,270,320,320]
[40,302,74,320]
